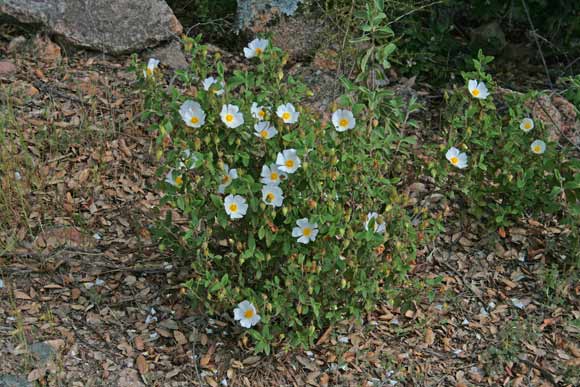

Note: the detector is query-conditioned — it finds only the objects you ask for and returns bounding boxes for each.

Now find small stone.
[0,60,17,76]
[147,40,188,70]
[7,36,27,53]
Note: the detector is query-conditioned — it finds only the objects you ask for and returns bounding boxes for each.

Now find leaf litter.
[0,33,578,386]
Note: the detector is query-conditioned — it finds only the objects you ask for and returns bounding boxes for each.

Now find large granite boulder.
[0,0,183,54]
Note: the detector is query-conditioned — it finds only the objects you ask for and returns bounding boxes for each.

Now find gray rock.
[30,342,56,364]
[470,21,507,54]
[0,374,32,387]
[147,40,188,70]
[236,0,303,31]
[0,0,183,54]
[7,36,27,54]
[269,15,324,61]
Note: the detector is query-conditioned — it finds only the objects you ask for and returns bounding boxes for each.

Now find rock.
[0,374,32,387]
[497,87,579,145]
[269,15,325,61]
[470,21,507,54]
[0,0,182,54]
[236,0,303,31]
[0,60,17,76]
[7,36,27,54]
[147,40,188,70]
[32,35,61,63]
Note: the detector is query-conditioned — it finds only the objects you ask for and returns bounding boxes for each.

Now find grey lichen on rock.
[236,0,303,31]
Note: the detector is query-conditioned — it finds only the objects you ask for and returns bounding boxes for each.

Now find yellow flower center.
[146,68,153,77]
[285,159,294,168]
[225,114,234,123]
[303,227,312,237]
[533,145,541,153]
[282,112,291,121]
[266,192,275,202]
[270,172,278,181]
[175,176,183,185]
[229,203,238,212]
[222,175,230,184]
[472,89,480,97]
[339,118,349,127]
[258,110,266,118]
[450,156,459,165]
[190,116,199,125]
[255,48,263,55]
[260,129,269,138]
[244,309,254,318]
[524,122,531,130]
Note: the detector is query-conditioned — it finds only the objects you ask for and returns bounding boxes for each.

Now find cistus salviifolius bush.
[138,35,424,352]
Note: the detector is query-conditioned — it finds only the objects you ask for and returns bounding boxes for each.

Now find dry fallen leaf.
[424,328,435,346]
[136,355,148,375]
[14,290,32,300]
[174,330,188,345]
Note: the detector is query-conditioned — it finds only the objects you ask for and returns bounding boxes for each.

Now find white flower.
[218,164,238,194]
[520,118,534,132]
[260,164,286,185]
[276,149,301,174]
[220,104,244,128]
[233,300,261,328]
[332,109,356,132]
[251,102,267,120]
[14,171,22,181]
[446,147,468,169]
[468,80,489,99]
[254,121,277,139]
[292,218,319,244]
[202,77,225,96]
[262,185,284,207]
[180,149,198,170]
[224,194,248,220]
[276,103,299,124]
[530,140,546,154]
[364,212,386,233]
[144,58,159,78]
[179,100,206,128]
[243,38,269,59]
[165,169,183,187]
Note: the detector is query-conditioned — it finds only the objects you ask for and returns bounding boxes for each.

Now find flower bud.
[302,162,309,171]
[282,206,289,216]
[372,119,379,127]
[235,138,241,146]
[260,202,266,210]
[194,137,201,150]
[204,135,211,144]
[341,278,347,288]
[308,199,317,209]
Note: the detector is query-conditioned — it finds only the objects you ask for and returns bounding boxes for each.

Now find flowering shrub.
[138,35,424,352]
[431,50,579,227]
